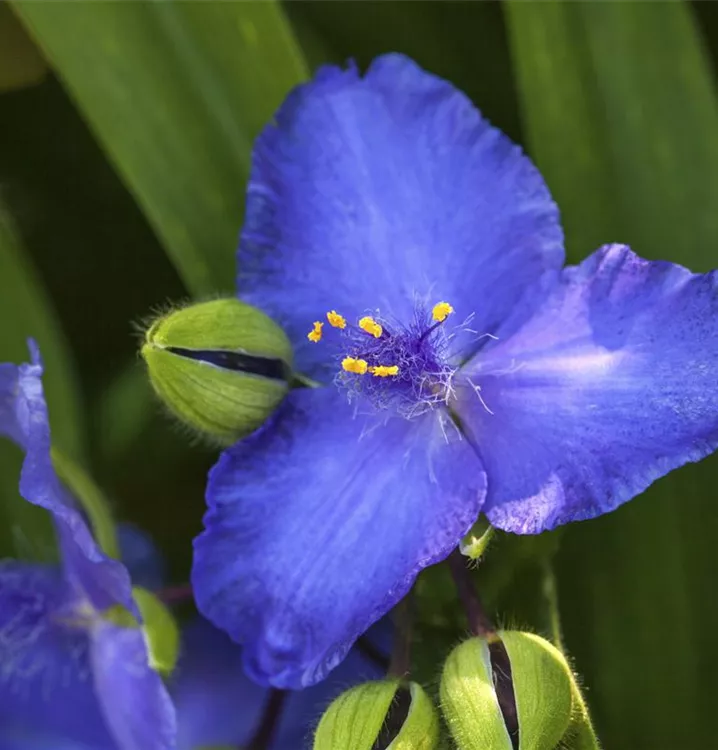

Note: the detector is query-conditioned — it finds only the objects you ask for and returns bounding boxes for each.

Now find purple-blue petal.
[0,349,176,750]
[91,622,176,750]
[173,617,268,749]
[0,344,134,615]
[0,733,102,750]
[457,244,718,533]
[117,523,166,591]
[0,562,114,749]
[192,387,484,688]
[239,53,564,377]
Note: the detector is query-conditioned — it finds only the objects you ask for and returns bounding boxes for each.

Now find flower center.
[307,301,458,419]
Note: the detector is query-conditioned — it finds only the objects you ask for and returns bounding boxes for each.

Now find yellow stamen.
[432,301,454,323]
[326,310,347,329]
[307,321,324,343]
[369,365,399,377]
[342,357,368,375]
[359,316,383,338]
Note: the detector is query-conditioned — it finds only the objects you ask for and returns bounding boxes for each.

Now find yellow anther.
[326,310,347,329]
[307,321,324,343]
[359,316,383,338]
[432,301,454,323]
[369,365,399,377]
[342,357,368,375]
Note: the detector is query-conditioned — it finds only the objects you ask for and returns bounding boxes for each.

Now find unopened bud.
[440,631,573,750]
[314,679,439,750]
[141,299,293,444]
[459,519,494,561]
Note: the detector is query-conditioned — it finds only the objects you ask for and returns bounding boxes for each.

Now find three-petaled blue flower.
[0,343,175,750]
[192,54,718,689]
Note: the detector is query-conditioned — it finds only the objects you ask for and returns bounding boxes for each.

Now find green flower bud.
[314,679,439,750]
[440,632,574,750]
[459,519,494,561]
[141,299,293,444]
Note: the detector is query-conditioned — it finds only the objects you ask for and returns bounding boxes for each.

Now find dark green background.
[1,2,716,747]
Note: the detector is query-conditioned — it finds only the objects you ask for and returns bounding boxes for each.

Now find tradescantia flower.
[173,617,389,750]
[0,617,388,750]
[0,343,176,750]
[0,609,389,750]
[192,54,718,688]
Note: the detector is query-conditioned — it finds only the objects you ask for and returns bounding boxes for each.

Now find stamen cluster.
[306,301,457,419]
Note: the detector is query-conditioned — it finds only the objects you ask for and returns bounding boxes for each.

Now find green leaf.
[12,1,308,297]
[506,2,718,745]
[95,363,155,461]
[0,3,46,92]
[0,205,84,559]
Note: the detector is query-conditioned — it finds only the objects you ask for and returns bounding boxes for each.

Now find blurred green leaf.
[12,0,308,297]
[96,362,155,461]
[507,1,718,745]
[0,204,83,558]
[0,2,46,92]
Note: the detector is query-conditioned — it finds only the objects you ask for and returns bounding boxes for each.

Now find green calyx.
[562,674,602,750]
[103,587,180,676]
[141,298,294,444]
[501,631,573,750]
[440,632,575,750]
[441,638,514,750]
[132,587,180,675]
[313,679,439,750]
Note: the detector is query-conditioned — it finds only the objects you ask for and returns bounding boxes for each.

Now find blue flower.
[0,606,388,749]
[0,343,176,750]
[173,617,389,750]
[192,54,718,688]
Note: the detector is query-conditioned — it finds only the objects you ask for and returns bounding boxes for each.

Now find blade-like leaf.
[12,1,308,297]
[0,204,83,558]
[0,3,46,92]
[507,2,718,745]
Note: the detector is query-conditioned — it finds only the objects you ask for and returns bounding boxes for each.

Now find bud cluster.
[314,631,597,750]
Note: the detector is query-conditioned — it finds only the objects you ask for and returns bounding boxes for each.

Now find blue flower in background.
[192,53,718,688]
[0,344,176,750]
[0,613,387,750]
[173,617,388,750]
